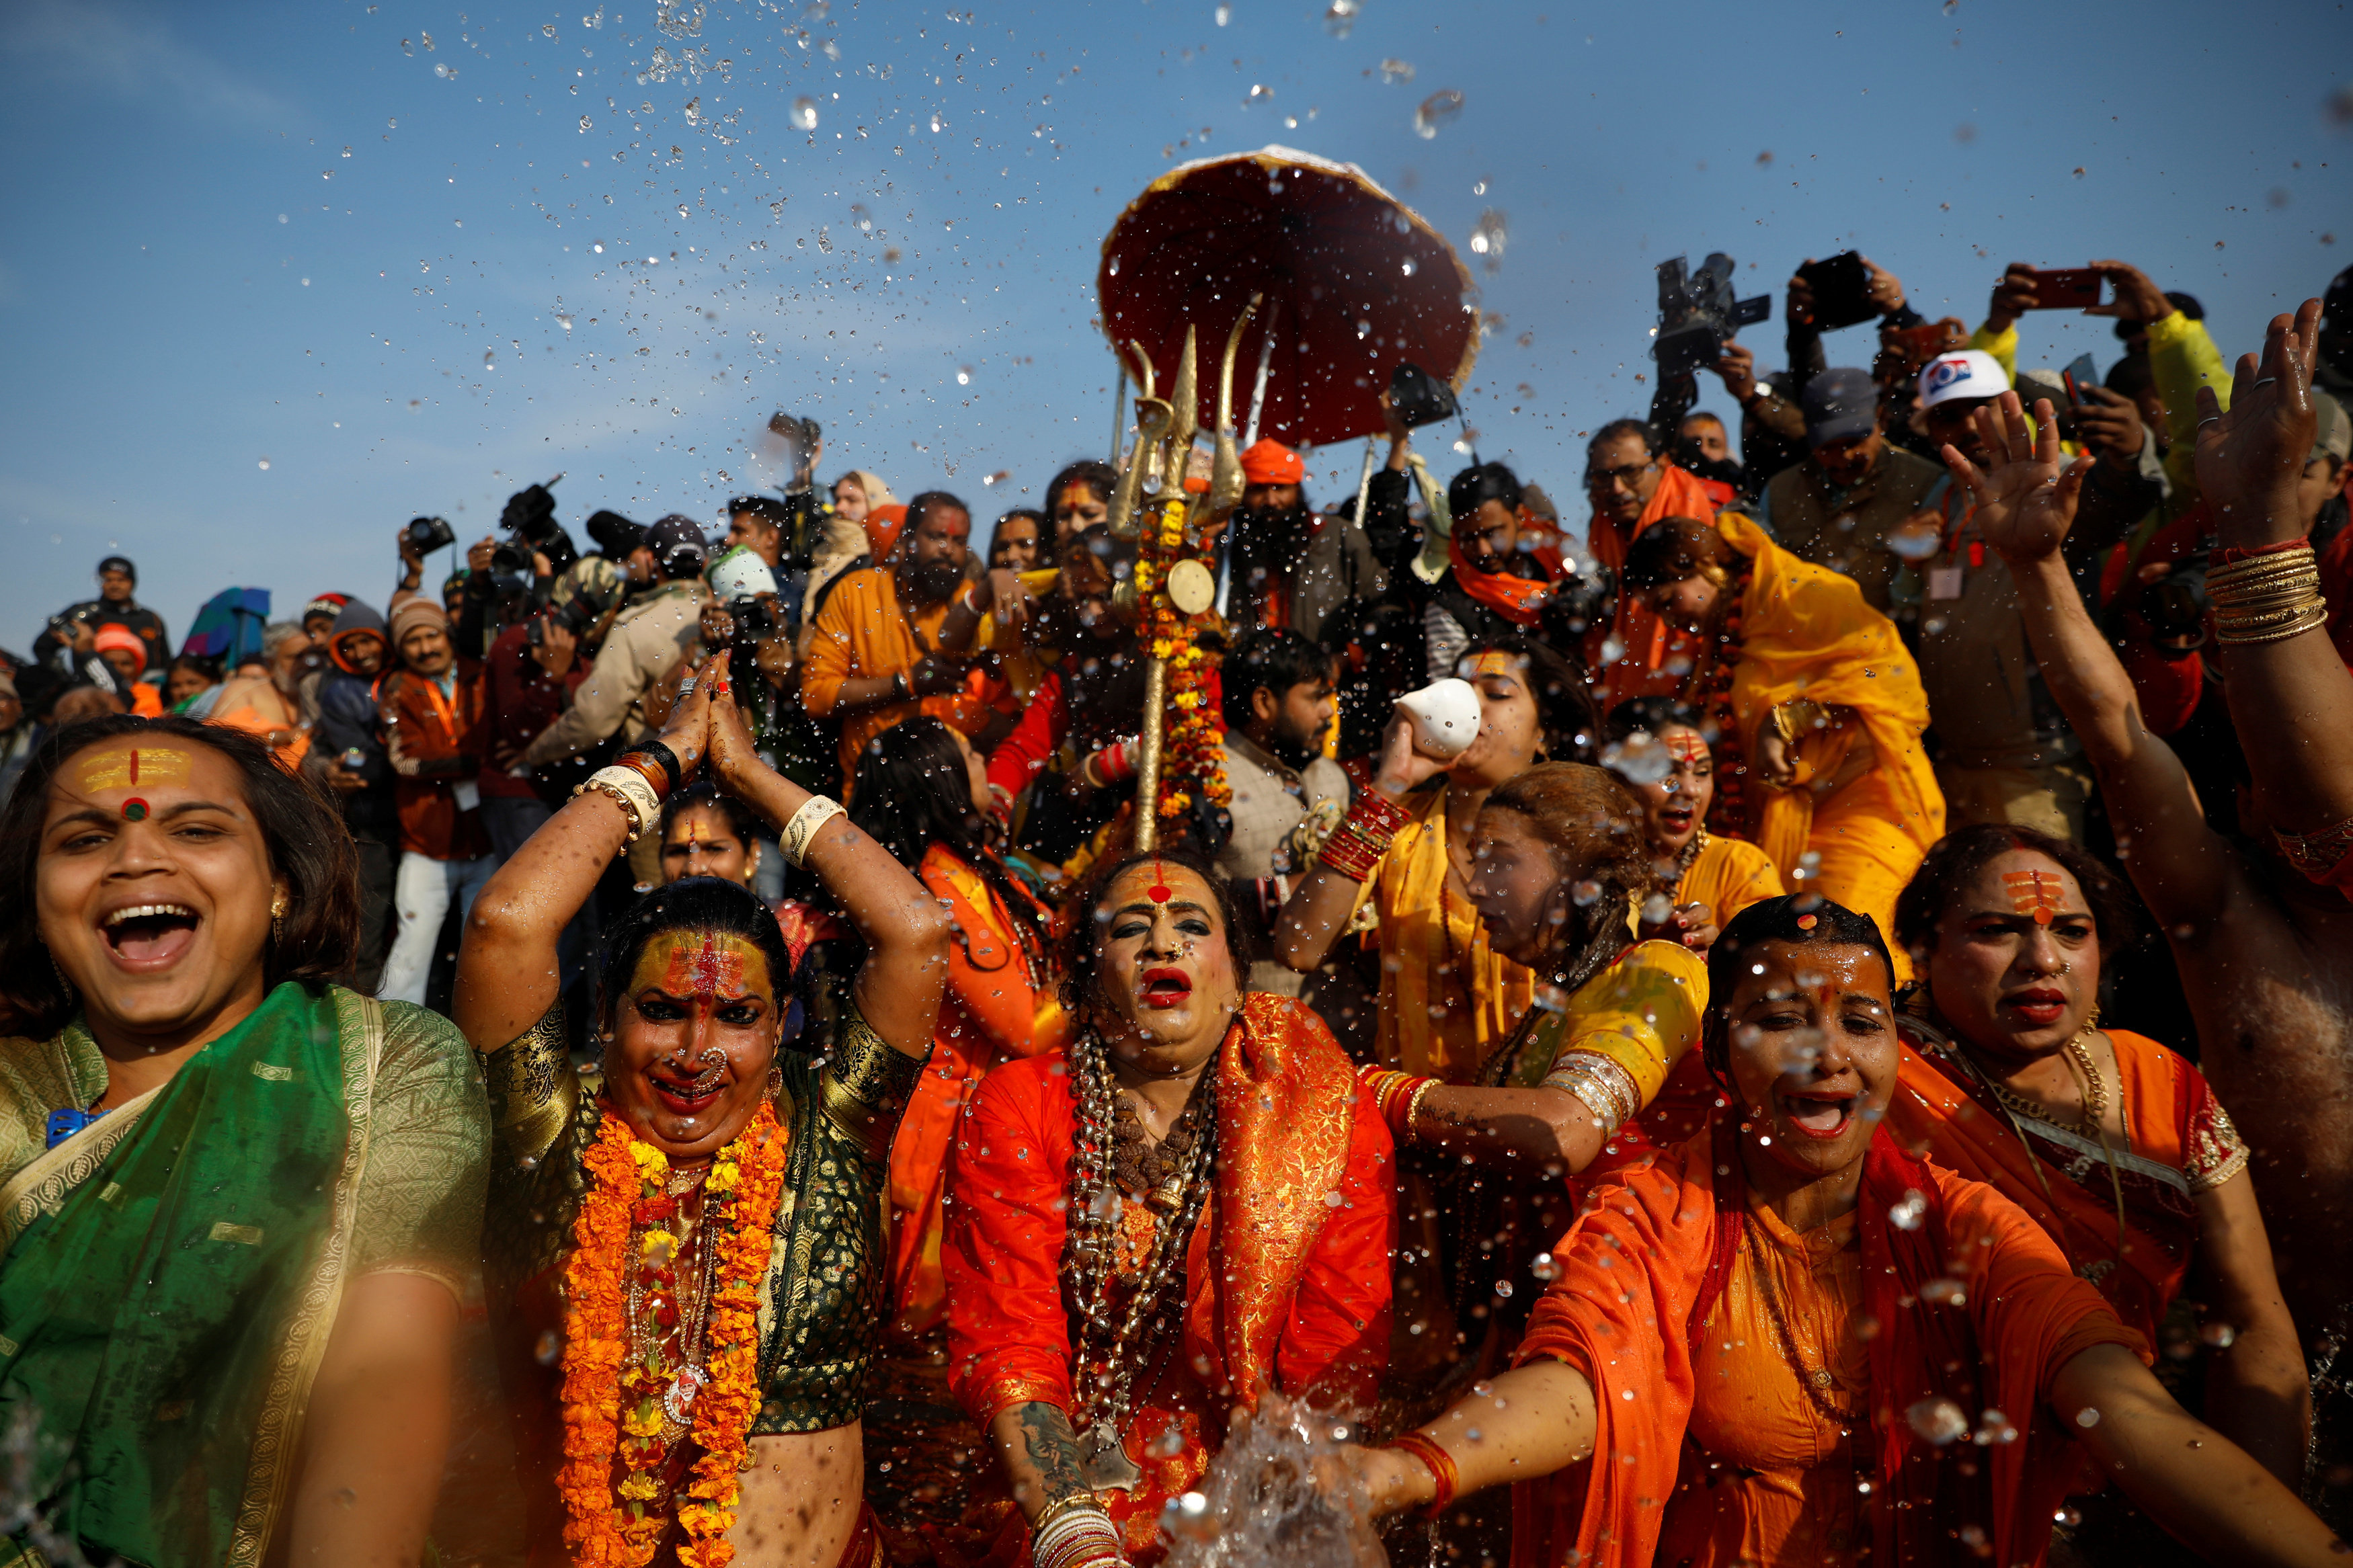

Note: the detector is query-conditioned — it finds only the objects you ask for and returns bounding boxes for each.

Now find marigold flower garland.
[1135,494,1230,823]
[559,1099,788,1567]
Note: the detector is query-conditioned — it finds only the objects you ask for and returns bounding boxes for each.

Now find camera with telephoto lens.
[498,483,578,573]
[405,515,457,554]
[584,509,645,561]
[487,542,536,598]
[526,593,602,650]
[1653,253,1771,380]
[729,593,780,665]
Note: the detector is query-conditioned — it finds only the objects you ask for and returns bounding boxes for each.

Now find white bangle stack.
[1030,1498,1123,1568]
[574,765,661,843]
[780,794,848,866]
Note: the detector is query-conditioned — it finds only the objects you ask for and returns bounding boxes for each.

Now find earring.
[270,892,289,944]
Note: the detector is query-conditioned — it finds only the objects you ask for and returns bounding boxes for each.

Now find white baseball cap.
[707,544,779,602]
[1917,349,2012,410]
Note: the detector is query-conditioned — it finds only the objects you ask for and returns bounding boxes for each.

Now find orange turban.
[1240,439,1304,486]
[92,624,147,674]
[865,503,909,561]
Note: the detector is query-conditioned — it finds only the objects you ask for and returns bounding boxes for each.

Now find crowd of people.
[1,253,2352,1568]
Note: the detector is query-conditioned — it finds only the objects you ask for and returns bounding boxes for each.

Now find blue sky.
[1,0,2345,647]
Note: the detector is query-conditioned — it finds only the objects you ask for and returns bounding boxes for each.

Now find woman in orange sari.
[1885,824,2307,1493]
[1600,697,1786,954]
[1620,513,1945,957]
[1337,895,2344,1568]
[943,848,1392,1568]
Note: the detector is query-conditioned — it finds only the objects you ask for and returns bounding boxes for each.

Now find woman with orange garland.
[941,847,1392,1568]
[1335,896,2346,1568]
[456,652,949,1567]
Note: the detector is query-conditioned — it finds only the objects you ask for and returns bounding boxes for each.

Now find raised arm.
[1271,714,1444,973]
[1941,393,2233,929]
[703,659,949,1058]
[2192,300,2353,858]
[2049,1342,2344,1565]
[456,663,714,1052]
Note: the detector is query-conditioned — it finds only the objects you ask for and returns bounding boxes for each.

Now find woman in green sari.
[456,653,949,1567]
[0,712,491,1567]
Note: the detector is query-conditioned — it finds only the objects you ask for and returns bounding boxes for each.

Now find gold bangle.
[2216,602,2329,647]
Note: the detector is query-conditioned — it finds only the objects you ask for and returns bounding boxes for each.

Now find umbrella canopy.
[181,587,273,665]
[1098,146,1478,450]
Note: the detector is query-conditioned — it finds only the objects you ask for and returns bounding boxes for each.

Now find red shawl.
[1511,1120,2143,1568]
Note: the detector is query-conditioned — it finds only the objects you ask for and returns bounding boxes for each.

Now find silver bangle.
[780,794,847,866]
[1542,1051,1640,1137]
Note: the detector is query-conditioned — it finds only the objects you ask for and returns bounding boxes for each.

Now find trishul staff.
[1107,295,1259,850]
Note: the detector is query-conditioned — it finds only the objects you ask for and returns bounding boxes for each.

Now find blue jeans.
[381,851,497,1006]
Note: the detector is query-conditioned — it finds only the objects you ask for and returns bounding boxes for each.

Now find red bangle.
[1388,1430,1459,1516]
[2214,535,2312,565]
[616,753,669,800]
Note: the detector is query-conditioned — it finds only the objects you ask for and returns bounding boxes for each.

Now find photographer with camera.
[303,599,401,991]
[801,489,1002,794]
[1753,366,1948,613]
[34,555,170,696]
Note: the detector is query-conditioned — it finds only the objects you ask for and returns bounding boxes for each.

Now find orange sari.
[941,995,1394,1563]
[885,844,1072,1335]
[1512,1122,2143,1568]
[1586,462,1722,711]
[1886,1026,2251,1347]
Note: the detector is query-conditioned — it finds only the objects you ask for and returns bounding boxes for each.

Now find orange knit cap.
[1239,438,1304,486]
[865,503,909,561]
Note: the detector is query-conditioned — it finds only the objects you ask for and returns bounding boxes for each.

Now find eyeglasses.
[1585,460,1655,489]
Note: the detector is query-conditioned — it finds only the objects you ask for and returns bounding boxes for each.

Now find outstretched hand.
[2194,298,2323,549]
[1938,393,2093,567]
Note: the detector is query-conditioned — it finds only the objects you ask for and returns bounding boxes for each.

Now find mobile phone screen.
[2026,269,2103,311]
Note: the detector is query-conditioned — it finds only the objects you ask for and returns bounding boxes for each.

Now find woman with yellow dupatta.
[456,654,950,1567]
[942,848,1392,1568]
[1334,896,2346,1568]
[1886,823,2308,1501]
[0,713,488,1567]
[1620,512,1946,952]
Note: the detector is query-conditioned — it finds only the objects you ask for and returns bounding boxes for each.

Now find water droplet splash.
[1413,88,1464,139]
[790,97,820,131]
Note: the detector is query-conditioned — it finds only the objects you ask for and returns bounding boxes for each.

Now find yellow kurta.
[1675,833,1786,930]
[1361,786,1535,1083]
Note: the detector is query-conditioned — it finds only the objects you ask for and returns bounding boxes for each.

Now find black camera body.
[2140,562,2210,651]
[526,593,602,649]
[1654,253,1771,380]
[487,542,536,598]
[584,509,646,561]
[729,593,781,662]
[499,484,578,573]
[406,515,457,554]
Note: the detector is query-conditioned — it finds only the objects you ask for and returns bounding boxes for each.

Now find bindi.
[2001,870,2065,926]
[1148,860,1172,905]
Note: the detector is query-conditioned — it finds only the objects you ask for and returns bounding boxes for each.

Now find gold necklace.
[1741,1221,1860,1429]
[1985,1022,2106,1138]
[1670,825,1710,885]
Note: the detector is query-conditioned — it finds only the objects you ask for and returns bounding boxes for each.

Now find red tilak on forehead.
[1148,859,1172,905]
[660,933,749,997]
[1665,732,1708,762]
[2002,869,2065,926]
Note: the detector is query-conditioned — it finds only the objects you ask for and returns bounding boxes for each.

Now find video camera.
[1653,253,1771,380]
[499,479,579,573]
[584,508,646,561]
[526,591,602,651]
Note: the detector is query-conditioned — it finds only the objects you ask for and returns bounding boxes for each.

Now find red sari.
[941,995,1394,1563]
[1511,1121,2143,1568]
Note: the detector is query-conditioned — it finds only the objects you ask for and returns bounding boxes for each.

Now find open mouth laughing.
[99,903,200,971]
[1776,1085,1859,1141]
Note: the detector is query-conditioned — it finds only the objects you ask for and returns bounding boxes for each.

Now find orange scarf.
[1586,464,1721,709]
[1585,461,1719,577]
[1445,507,1562,627]
[1512,1120,2141,1568]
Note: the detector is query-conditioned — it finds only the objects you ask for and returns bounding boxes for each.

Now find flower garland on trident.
[1134,491,1230,825]
[558,1098,788,1567]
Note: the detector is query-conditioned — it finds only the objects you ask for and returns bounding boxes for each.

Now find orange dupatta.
[1587,462,1722,710]
[1886,1029,2204,1348]
[1717,513,1943,899]
[1511,1120,2142,1568]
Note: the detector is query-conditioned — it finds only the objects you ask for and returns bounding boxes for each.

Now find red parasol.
[1098,146,1478,450]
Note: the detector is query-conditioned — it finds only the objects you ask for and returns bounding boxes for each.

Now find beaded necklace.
[1061,1027,1219,1491]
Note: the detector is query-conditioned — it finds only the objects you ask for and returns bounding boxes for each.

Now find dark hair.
[848,717,1048,970]
[904,490,971,535]
[660,781,765,850]
[1463,632,1598,765]
[1702,895,1895,1085]
[1482,762,1652,991]
[597,876,794,1033]
[0,714,361,1034]
[1057,846,1257,1025]
[1587,417,1661,461]
[728,495,791,528]
[1620,515,1730,592]
[1221,626,1332,727]
[992,507,1049,548]
[1603,696,1707,745]
[1892,823,2142,964]
[1045,460,1119,514]
[167,653,223,686]
[2104,355,2156,401]
[1447,461,1525,519]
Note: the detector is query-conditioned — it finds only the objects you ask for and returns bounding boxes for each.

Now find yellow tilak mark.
[77,746,194,794]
